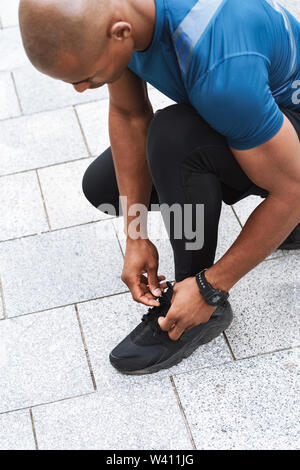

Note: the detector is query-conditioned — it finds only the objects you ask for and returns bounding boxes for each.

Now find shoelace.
[141,284,173,335]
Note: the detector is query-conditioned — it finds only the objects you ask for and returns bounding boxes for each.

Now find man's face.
[51,36,133,92]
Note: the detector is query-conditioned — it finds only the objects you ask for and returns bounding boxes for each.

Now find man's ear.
[110,21,132,41]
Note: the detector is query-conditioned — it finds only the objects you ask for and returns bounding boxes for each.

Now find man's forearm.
[206,194,300,292]
[109,104,154,238]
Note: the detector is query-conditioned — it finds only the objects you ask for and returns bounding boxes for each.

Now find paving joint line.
[0,290,129,321]
[73,106,92,157]
[75,304,98,391]
[0,275,7,319]
[0,391,96,417]
[35,169,52,231]
[0,96,109,123]
[169,376,197,450]
[111,219,125,258]
[223,332,236,360]
[232,344,300,362]
[0,216,116,244]
[29,408,39,450]
[0,155,93,180]
[230,205,243,229]
[11,71,24,115]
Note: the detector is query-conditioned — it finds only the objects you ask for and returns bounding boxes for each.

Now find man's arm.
[205,114,300,291]
[159,114,300,340]
[108,68,166,306]
[108,67,154,233]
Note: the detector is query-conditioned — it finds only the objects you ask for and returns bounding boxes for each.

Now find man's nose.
[73,82,91,93]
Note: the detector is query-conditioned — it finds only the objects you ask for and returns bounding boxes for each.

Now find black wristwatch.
[195,269,229,306]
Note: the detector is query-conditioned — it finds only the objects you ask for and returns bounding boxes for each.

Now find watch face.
[211,295,221,304]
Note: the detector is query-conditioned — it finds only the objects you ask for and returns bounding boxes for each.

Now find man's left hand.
[158,277,217,341]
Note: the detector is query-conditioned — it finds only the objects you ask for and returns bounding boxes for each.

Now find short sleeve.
[189,55,284,150]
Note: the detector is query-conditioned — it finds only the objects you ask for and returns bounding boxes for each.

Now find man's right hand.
[121,238,167,307]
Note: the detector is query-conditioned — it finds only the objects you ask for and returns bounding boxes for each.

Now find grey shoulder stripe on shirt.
[172,0,225,75]
[265,0,297,79]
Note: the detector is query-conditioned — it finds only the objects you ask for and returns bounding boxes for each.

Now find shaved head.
[19,0,113,75]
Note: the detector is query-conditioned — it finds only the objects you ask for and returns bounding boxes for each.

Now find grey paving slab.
[78,292,232,389]
[75,99,110,157]
[0,306,94,413]
[226,254,300,358]
[148,87,176,112]
[0,26,29,71]
[113,212,175,281]
[0,171,48,241]
[0,283,4,319]
[13,64,109,115]
[38,158,112,230]
[280,0,300,18]
[0,0,19,28]
[0,221,126,317]
[0,410,35,450]
[0,107,87,176]
[0,71,20,120]
[174,349,299,450]
[76,89,175,157]
[214,203,242,262]
[33,379,192,450]
[232,195,300,260]
[233,195,264,226]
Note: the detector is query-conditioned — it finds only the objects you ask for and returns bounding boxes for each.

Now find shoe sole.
[110,314,233,376]
[277,242,300,251]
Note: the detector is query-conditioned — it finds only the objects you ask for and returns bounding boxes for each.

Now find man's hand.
[122,238,167,307]
[158,277,217,340]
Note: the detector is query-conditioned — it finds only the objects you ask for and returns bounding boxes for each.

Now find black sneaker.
[278,223,300,250]
[109,282,233,375]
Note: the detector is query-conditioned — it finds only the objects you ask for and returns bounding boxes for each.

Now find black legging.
[82,103,300,282]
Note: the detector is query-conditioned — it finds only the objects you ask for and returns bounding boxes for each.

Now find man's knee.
[82,153,119,216]
[146,103,211,174]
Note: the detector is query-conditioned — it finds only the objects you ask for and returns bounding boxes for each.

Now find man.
[19,0,300,375]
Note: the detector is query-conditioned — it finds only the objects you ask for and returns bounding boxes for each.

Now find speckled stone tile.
[233,195,264,227]
[33,379,192,450]
[232,195,300,260]
[0,71,20,120]
[78,292,232,389]
[0,285,4,319]
[112,213,175,281]
[0,221,126,317]
[0,0,20,28]
[38,159,112,230]
[214,203,242,262]
[0,108,87,176]
[0,410,35,450]
[0,306,94,413]
[0,27,29,72]
[13,65,109,115]
[280,0,300,18]
[76,90,175,158]
[148,88,176,112]
[226,254,300,358]
[75,100,110,157]
[0,171,48,241]
[174,349,299,450]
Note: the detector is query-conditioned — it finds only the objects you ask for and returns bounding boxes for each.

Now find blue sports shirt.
[128,0,300,150]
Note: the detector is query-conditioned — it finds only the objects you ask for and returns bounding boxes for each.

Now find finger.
[130,282,160,307]
[158,313,177,331]
[168,324,185,341]
[158,275,168,290]
[148,268,163,297]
